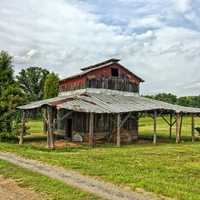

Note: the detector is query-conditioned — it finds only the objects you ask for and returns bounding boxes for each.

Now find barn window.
[111,68,119,77]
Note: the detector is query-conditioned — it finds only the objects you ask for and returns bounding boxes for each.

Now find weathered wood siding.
[59,64,141,93]
[57,112,138,144]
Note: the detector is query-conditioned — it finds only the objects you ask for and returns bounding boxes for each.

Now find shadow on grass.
[3,133,199,154]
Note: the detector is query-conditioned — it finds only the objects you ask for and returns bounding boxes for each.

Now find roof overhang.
[17,89,200,114]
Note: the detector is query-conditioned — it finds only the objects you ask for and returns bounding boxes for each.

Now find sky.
[0,0,200,96]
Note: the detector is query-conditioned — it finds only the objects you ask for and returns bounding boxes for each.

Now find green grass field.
[0,117,200,200]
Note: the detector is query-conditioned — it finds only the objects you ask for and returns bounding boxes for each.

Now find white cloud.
[129,15,163,29]
[0,0,200,96]
[173,0,192,13]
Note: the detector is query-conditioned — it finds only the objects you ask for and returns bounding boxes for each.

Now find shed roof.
[18,89,200,114]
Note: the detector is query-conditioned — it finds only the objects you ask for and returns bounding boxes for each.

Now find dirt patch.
[0,176,42,200]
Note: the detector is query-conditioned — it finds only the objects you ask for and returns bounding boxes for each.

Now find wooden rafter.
[120,112,132,128]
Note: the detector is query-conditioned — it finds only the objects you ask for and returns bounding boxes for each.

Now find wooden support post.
[43,108,48,134]
[47,106,55,149]
[192,114,195,142]
[169,114,172,138]
[179,115,183,141]
[176,113,181,143]
[117,113,121,147]
[19,111,25,145]
[153,111,157,144]
[89,112,94,147]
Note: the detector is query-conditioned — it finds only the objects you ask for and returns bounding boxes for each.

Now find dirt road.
[0,152,170,200]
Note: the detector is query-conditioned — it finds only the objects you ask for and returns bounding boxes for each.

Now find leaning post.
[153,110,157,144]
[117,113,121,147]
[19,110,25,145]
[191,114,195,142]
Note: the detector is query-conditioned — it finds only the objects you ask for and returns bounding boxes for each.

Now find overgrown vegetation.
[0,159,102,200]
[0,51,60,141]
[0,51,24,140]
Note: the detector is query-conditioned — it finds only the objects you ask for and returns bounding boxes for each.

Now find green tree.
[0,51,24,136]
[154,93,177,104]
[16,67,49,101]
[145,93,177,104]
[44,73,59,99]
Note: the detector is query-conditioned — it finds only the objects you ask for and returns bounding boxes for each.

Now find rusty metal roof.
[59,59,144,83]
[17,89,200,114]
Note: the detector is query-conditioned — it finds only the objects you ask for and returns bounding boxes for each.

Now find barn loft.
[18,59,200,148]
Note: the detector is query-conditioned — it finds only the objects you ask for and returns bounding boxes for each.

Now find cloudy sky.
[0,0,200,96]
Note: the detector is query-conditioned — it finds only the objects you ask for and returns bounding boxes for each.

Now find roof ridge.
[81,58,120,71]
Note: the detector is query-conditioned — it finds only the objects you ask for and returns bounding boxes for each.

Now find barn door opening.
[67,118,72,139]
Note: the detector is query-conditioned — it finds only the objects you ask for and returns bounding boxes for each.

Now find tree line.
[0,51,59,140]
[145,93,200,108]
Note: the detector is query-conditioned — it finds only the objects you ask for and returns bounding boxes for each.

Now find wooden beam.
[89,112,94,147]
[161,115,170,126]
[120,112,132,128]
[176,113,181,143]
[19,111,25,145]
[60,110,73,121]
[179,115,183,141]
[47,106,55,149]
[117,113,121,147]
[192,114,195,142]
[153,111,157,144]
[42,108,48,134]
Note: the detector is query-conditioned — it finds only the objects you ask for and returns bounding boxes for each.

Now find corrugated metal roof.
[17,89,200,114]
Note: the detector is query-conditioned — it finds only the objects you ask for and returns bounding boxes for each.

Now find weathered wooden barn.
[18,59,200,148]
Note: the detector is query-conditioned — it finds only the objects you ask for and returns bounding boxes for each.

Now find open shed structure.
[18,59,200,148]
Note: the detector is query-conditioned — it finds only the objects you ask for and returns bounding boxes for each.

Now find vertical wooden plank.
[192,114,195,142]
[176,113,181,143]
[169,114,172,138]
[117,113,121,147]
[89,112,94,147]
[153,111,157,144]
[19,111,25,145]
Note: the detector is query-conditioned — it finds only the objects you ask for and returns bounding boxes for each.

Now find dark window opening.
[111,68,119,77]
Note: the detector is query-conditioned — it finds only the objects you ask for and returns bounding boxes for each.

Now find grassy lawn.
[0,142,200,200]
[0,159,102,200]
[0,117,200,200]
